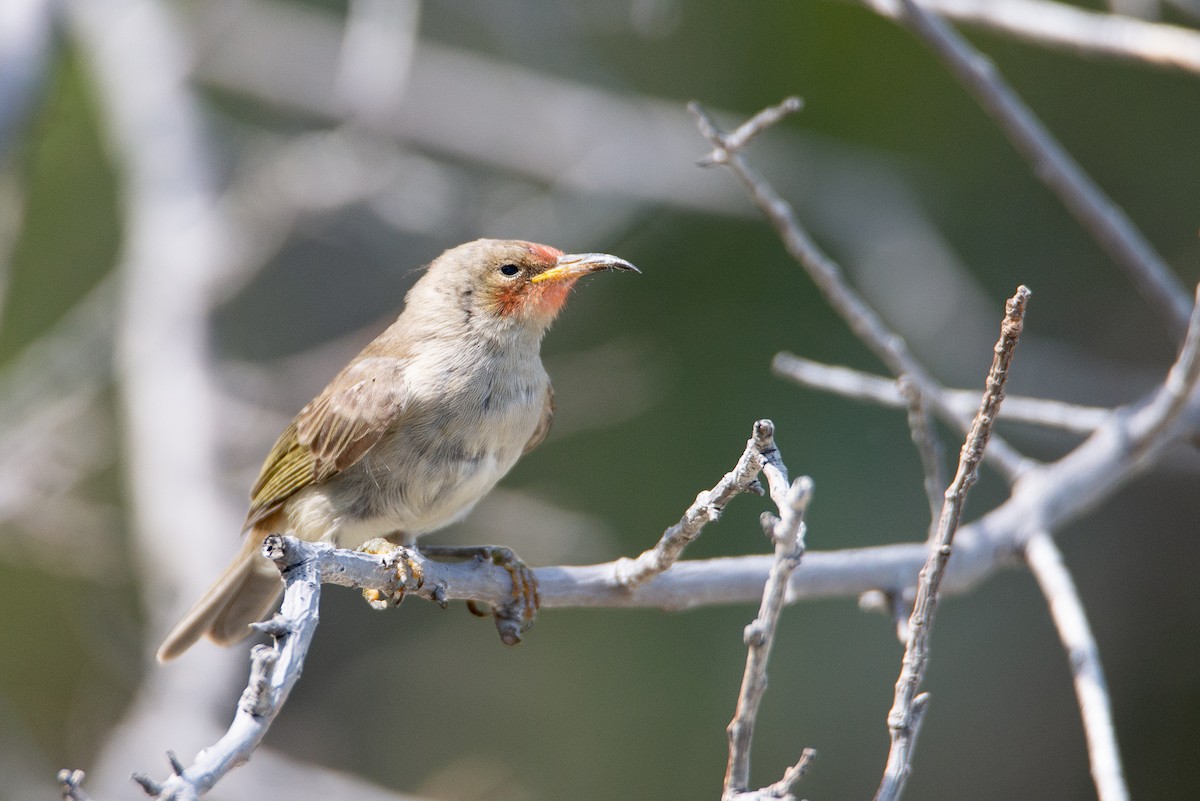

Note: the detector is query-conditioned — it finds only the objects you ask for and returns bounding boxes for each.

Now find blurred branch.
[690,98,1032,482]
[772,352,1112,434]
[897,376,946,532]
[190,0,750,216]
[859,0,1200,75]
[64,0,257,798]
[334,0,420,122]
[1024,531,1129,801]
[874,286,1030,801]
[1130,283,1200,454]
[0,0,56,159]
[890,0,1194,342]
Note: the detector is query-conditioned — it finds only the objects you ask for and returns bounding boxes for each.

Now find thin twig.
[698,96,804,166]
[724,469,814,798]
[773,352,1112,434]
[859,0,1200,75]
[690,99,1031,483]
[614,420,776,587]
[892,0,1192,341]
[874,286,1030,801]
[897,376,946,532]
[1024,531,1129,801]
[764,747,817,800]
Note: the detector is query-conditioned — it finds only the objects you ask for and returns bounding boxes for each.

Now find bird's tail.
[155,525,284,663]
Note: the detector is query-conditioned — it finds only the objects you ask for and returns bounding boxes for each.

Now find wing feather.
[244,357,408,529]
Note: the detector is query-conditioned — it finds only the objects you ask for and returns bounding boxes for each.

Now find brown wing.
[522,384,555,454]
[244,356,408,529]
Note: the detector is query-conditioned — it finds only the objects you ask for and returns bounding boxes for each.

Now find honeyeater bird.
[157,239,638,662]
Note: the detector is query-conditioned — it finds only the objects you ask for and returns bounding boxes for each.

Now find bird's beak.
[530,252,641,284]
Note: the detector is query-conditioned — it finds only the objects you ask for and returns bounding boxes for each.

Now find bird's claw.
[487,547,539,645]
[422,544,539,645]
[357,538,423,608]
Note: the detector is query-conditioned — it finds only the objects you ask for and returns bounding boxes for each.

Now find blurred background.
[2,0,1199,799]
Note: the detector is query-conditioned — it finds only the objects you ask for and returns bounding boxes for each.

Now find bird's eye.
[499,264,520,277]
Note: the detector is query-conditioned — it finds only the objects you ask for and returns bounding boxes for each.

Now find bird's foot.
[357,538,423,609]
[420,544,539,645]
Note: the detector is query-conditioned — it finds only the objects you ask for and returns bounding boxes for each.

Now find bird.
[156,238,639,662]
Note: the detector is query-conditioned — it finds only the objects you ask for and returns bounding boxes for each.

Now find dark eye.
[499,264,520,277]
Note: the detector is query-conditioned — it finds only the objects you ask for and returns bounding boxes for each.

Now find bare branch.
[1131,283,1200,454]
[891,0,1193,341]
[860,0,1200,75]
[130,537,324,800]
[698,96,804,166]
[690,99,1032,483]
[0,0,55,158]
[773,352,1112,434]
[1024,531,1129,801]
[764,748,817,800]
[614,420,774,587]
[897,376,946,532]
[874,286,1030,801]
[724,469,814,799]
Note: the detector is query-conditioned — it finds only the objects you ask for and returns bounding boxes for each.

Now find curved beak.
[530,252,641,284]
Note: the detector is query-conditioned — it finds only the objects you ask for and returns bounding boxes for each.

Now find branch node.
[58,769,93,801]
[239,644,278,718]
[431,581,449,609]
[132,773,163,796]
[743,621,768,647]
[767,747,817,798]
[261,533,291,566]
[249,614,290,638]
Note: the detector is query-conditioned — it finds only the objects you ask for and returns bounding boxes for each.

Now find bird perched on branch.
[157,239,639,662]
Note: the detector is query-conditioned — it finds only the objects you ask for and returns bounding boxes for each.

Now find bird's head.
[419,239,639,333]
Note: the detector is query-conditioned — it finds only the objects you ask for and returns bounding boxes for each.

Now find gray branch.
[891,0,1193,341]
[859,0,1200,75]
[874,286,1031,801]
[690,98,1032,483]
[724,469,815,800]
[1024,532,1129,801]
[773,352,1113,435]
[614,420,774,587]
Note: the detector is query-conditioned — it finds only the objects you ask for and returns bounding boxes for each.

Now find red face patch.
[524,242,564,265]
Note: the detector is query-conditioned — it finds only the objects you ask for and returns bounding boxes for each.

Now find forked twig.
[723,469,814,799]
[614,420,778,587]
[690,98,1031,483]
